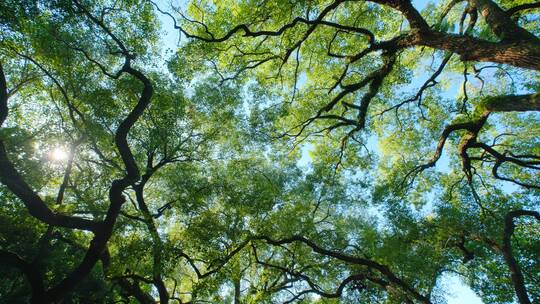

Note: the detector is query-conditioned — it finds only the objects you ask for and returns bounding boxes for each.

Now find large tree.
[0,0,539,303]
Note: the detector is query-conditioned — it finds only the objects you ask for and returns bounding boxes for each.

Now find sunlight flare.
[50,147,68,161]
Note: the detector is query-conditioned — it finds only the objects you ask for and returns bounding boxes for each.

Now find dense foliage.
[0,0,539,303]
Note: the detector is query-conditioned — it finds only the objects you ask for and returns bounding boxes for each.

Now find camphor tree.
[0,0,539,303]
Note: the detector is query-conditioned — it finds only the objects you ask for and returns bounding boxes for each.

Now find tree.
[0,0,539,303]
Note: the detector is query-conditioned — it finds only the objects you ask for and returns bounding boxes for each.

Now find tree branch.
[506,2,540,16]
[502,210,540,304]
[0,249,45,302]
[254,235,432,304]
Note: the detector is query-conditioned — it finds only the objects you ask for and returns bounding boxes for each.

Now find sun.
[50,147,68,161]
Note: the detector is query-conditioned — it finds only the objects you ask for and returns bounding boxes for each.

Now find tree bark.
[399,32,540,71]
[234,277,241,304]
[502,210,540,304]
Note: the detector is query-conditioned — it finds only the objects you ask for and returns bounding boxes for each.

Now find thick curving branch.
[507,2,540,16]
[467,0,538,42]
[0,62,7,125]
[31,2,155,301]
[115,277,155,304]
[44,61,154,303]
[396,31,540,71]
[502,210,540,304]
[0,249,45,302]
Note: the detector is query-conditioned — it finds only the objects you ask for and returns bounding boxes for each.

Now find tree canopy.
[0,0,539,303]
